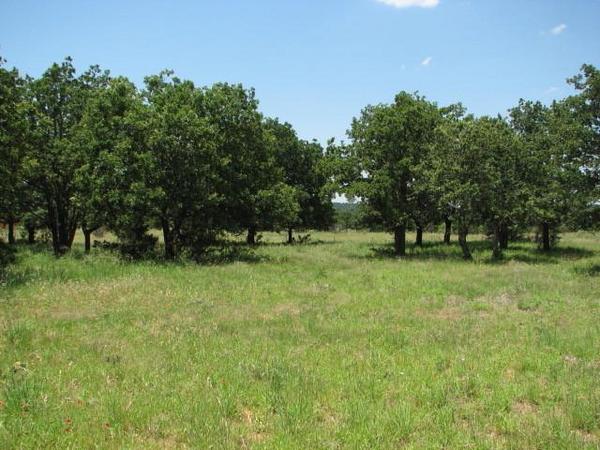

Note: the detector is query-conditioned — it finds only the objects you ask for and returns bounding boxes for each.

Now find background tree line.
[1,57,598,264]
[325,65,599,259]
[0,57,335,260]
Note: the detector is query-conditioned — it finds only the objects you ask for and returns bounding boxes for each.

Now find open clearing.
[1,231,599,448]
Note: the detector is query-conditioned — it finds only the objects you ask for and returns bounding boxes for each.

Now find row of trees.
[1,57,597,261]
[0,57,334,259]
[326,65,599,259]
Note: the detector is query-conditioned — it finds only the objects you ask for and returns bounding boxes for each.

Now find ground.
[1,231,599,449]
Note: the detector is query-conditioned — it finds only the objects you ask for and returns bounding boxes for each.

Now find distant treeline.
[0,57,598,262]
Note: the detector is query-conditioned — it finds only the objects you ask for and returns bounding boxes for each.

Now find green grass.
[1,231,599,449]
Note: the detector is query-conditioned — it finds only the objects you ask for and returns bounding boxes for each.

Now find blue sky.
[1,0,599,143]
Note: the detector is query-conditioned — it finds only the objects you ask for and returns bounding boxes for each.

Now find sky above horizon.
[1,0,599,144]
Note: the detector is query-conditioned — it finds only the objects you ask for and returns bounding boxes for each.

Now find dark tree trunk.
[48,198,60,255]
[7,220,15,245]
[162,219,175,260]
[247,225,257,245]
[499,223,509,250]
[541,222,551,251]
[491,224,503,260]
[394,224,406,256]
[48,197,76,256]
[83,228,92,254]
[58,202,70,251]
[415,225,423,247]
[287,227,293,244]
[27,226,35,244]
[68,224,77,248]
[458,225,472,260]
[444,218,452,245]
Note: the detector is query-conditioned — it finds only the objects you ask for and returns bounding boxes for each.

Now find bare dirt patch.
[512,400,538,415]
[573,429,599,445]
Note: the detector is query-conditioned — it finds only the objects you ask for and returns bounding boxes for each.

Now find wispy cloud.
[550,23,567,35]
[545,86,559,95]
[375,0,440,9]
[421,56,433,66]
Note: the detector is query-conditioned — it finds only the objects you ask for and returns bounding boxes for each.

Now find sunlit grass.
[1,231,599,448]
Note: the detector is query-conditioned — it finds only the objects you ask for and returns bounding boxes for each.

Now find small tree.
[255,182,301,238]
[341,92,439,255]
[509,98,589,250]
[23,58,109,255]
[77,77,161,257]
[144,72,223,259]
[266,119,334,243]
[204,84,275,246]
[428,116,483,259]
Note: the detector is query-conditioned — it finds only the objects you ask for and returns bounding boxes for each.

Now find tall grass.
[1,231,599,448]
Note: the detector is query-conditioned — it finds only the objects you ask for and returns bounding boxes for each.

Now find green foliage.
[76,76,160,257]
[144,72,224,259]
[0,57,28,241]
[509,96,591,249]
[266,119,334,236]
[22,58,110,254]
[0,55,597,262]
[335,92,440,254]
[432,116,526,258]
[333,202,364,230]
[204,83,274,238]
[256,183,301,232]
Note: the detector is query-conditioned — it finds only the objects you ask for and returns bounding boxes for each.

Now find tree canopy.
[1,56,597,262]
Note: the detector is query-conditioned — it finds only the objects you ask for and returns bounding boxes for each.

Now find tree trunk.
[444,218,452,245]
[499,223,509,250]
[247,225,257,245]
[7,220,15,245]
[491,224,502,260]
[48,198,75,256]
[48,198,60,255]
[162,219,175,260]
[83,228,92,254]
[415,225,423,247]
[68,224,77,248]
[27,226,35,244]
[287,227,293,244]
[394,224,406,256]
[58,204,70,252]
[458,225,472,260]
[541,222,551,251]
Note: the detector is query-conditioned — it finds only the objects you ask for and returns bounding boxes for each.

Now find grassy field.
[1,231,599,449]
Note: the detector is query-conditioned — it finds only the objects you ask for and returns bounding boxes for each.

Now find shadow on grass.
[191,243,269,265]
[361,240,488,262]
[9,242,53,255]
[256,239,338,248]
[573,263,600,277]
[92,239,270,266]
[357,240,595,265]
[0,241,271,293]
[509,246,595,265]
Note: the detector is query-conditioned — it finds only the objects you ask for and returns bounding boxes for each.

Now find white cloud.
[545,86,559,95]
[421,56,432,66]
[550,23,567,35]
[376,0,440,9]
